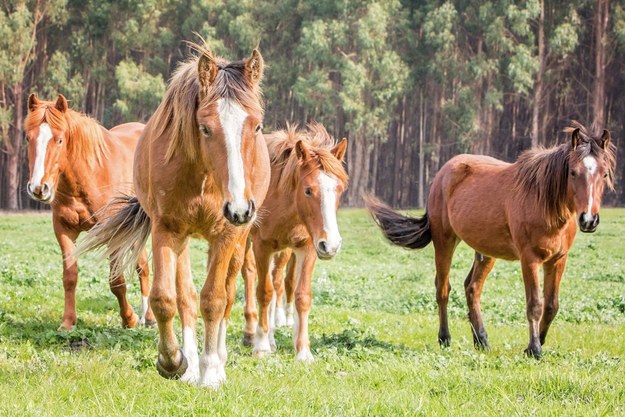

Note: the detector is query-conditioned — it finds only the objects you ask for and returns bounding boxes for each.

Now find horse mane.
[265,122,349,191]
[24,103,109,168]
[514,120,616,228]
[151,43,264,162]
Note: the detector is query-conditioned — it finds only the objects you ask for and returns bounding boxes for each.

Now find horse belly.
[446,183,519,261]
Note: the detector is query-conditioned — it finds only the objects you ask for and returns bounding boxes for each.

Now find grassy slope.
[0,209,624,416]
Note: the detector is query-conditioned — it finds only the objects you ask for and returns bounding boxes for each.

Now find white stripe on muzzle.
[30,123,53,188]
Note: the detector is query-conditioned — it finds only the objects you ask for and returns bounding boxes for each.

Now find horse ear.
[245,49,264,86]
[599,129,611,149]
[571,128,581,149]
[295,140,310,162]
[55,94,68,113]
[331,138,348,162]
[198,51,218,94]
[28,93,40,112]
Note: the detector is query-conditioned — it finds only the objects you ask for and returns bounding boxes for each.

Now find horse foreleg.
[241,239,257,347]
[433,235,457,347]
[284,251,296,326]
[175,240,199,384]
[292,247,317,362]
[150,225,187,379]
[464,253,496,350]
[272,249,291,327]
[252,243,275,356]
[539,255,566,346]
[108,258,139,328]
[222,235,246,365]
[198,239,235,388]
[54,223,79,331]
[136,248,155,326]
[521,259,544,358]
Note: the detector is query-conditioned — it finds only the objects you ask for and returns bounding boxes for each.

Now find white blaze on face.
[583,156,597,221]
[217,99,249,213]
[317,172,341,253]
[30,123,54,188]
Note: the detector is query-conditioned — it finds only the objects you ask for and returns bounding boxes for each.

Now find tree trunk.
[531,0,545,147]
[5,83,24,210]
[593,0,609,129]
[418,90,425,208]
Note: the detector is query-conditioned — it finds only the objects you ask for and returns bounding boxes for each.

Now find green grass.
[1,209,625,416]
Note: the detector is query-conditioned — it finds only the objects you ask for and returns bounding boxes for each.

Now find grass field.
[1,209,624,416]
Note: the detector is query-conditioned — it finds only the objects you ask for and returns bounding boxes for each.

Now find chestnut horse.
[241,124,348,361]
[24,94,153,331]
[77,45,270,388]
[367,122,616,358]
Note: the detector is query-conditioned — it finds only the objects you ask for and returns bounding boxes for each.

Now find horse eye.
[570,171,576,177]
[199,124,212,137]
[603,173,608,178]
[255,124,263,134]
[58,137,63,145]
[304,187,312,197]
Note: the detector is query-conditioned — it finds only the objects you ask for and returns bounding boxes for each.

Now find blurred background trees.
[1,0,624,209]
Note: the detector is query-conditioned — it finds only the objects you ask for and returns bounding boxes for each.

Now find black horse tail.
[364,194,432,249]
[74,195,151,277]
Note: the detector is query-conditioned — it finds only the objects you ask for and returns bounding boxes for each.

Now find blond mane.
[24,102,109,168]
[147,44,264,162]
[265,123,349,191]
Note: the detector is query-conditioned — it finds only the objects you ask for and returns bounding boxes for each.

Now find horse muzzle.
[315,238,342,260]
[223,199,255,226]
[27,182,53,203]
[578,212,600,233]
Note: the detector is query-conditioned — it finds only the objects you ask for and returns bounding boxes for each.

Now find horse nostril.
[593,213,600,227]
[42,183,50,195]
[246,200,256,219]
[318,240,328,254]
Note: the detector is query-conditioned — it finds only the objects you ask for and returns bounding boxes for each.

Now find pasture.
[1,209,624,416]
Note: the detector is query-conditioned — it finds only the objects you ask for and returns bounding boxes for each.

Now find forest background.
[1,0,624,210]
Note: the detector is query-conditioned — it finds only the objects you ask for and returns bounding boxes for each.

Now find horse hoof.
[438,336,451,348]
[156,350,188,380]
[242,333,254,347]
[524,346,542,359]
[123,313,140,329]
[143,318,157,328]
[295,349,314,363]
[252,348,272,358]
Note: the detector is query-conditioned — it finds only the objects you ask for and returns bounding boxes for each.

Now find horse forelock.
[266,124,349,192]
[24,102,108,168]
[160,52,264,163]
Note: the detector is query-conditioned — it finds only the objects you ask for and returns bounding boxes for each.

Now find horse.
[366,121,616,358]
[24,94,154,331]
[241,123,348,361]
[76,45,270,388]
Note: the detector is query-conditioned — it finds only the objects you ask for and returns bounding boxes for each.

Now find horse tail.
[364,194,432,249]
[74,195,151,277]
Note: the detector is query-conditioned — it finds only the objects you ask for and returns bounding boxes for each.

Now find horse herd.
[21,45,617,388]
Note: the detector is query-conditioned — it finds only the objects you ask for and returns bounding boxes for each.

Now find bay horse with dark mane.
[241,123,348,361]
[24,94,153,331]
[77,45,270,387]
[367,122,616,358]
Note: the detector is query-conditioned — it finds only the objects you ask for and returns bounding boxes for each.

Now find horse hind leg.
[272,249,291,327]
[136,248,156,326]
[108,258,139,328]
[175,241,200,384]
[464,252,496,350]
[241,240,257,347]
[433,235,458,347]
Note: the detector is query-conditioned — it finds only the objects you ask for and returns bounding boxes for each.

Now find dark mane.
[514,121,616,228]
[265,123,349,190]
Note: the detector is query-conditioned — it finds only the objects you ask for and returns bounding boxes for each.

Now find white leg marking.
[253,326,272,356]
[30,123,53,188]
[317,172,342,254]
[275,304,287,327]
[217,319,227,380]
[180,327,200,384]
[139,296,149,325]
[268,292,277,351]
[285,302,295,326]
[291,248,313,362]
[217,99,249,214]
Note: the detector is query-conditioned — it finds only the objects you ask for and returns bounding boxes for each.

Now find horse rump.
[364,194,432,249]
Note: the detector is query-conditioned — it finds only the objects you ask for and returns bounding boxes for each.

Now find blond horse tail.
[364,194,432,250]
[74,195,151,277]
